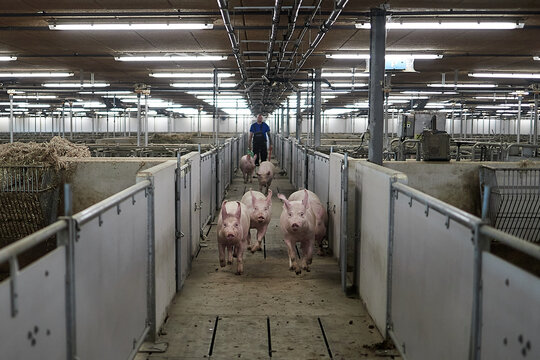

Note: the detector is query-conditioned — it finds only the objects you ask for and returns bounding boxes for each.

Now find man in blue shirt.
[248,114,272,166]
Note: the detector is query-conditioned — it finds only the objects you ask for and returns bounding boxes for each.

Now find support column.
[367,7,386,165]
[213,69,218,146]
[144,94,149,146]
[69,102,73,140]
[296,90,301,142]
[137,92,141,146]
[286,99,290,137]
[314,68,322,147]
[517,95,522,143]
[534,92,538,146]
[9,92,13,143]
[280,106,285,136]
[198,107,202,137]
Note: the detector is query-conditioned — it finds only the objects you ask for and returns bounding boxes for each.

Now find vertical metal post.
[106,113,109,134]
[314,68,322,147]
[384,92,389,150]
[340,153,348,292]
[198,107,202,137]
[296,90,301,142]
[144,94,149,146]
[235,100,238,134]
[517,95,522,143]
[213,69,218,146]
[113,114,116,138]
[61,108,65,137]
[281,106,285,136]
[534,92,538,145]
[451,102,455,136]
[286,98,290,137]
[144,177,156,341]
[69,102,73,140]
[367,7,386,165]
[9,92,13,143]
[137,92,141,146]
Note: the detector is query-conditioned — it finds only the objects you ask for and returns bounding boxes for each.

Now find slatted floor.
[136,161,400,360]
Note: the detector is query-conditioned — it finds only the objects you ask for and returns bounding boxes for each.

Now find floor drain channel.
[208,315,219,357]
[263,236,267,259]
[317,317,333,359]
[206,224,213,237]
[295,244,301,259]
[267,316,272,358]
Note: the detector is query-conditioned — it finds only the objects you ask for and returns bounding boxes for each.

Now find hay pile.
[0,136,90,169]
[151,133,193,144]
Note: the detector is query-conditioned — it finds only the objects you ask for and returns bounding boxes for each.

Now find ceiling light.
[116,55,227,62]
[25,104,51,108]
[534,57,540,61]
[43,82,109,88]
[150,72,234,78]
[49,23,213,31]
[355,21,524,30]
[79,91,133,95]
[469,72,540,79]
[326,53,442,60]
[170,82,236,88]
[0,56,17,61]
[427,83,497,88]
[321,72,369,77]
[401,91,458,95]
[476,105,511,109]
[13,95,57,99]
[0,72,73,78]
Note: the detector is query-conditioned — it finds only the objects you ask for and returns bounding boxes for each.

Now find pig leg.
[284,237,301,275]
[249,171,253,183]
[236,242,245,275]
[218,243,226,267]
[251,224,267,253]
[300,240,314,272]
[247,229,253,251]
[243,171,248,183]
[227,245,234,265]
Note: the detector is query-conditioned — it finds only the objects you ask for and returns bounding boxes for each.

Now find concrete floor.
[137,162,399,360]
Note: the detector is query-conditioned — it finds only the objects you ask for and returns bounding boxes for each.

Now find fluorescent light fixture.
[476,105,510,109]
[355,21,524,30]
[116,55,226,62]
[150,72,234,78]
[332,83,368,88]
[326,53,442,60]
[13,95,57,99]
[166,107,204,115]
[43,82,109,88]
[401,91,458,95]
[534,57,540,61]
[0,72,73,78]
[0,56,17,61]
[0,102,28,106]
[94,111,126,115]
[469,72,540,79]
[79,91,133,95]
[170,82,236,88]
[25,104,51,108]
[72,101,106,108]
[427,83,497,88]
[49,23,213,31]
[324,108,353,115]
[321,72,369,78]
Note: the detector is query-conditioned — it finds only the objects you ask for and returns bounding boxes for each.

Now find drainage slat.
[267,316,273,358]
[208,315,219,356]
[318,317,333,359]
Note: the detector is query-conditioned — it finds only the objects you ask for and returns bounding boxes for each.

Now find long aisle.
[138,161,398,360]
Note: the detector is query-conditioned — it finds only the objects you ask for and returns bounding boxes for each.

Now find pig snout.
[291,223,300,230]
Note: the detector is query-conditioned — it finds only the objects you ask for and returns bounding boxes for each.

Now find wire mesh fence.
[480,166,540,242]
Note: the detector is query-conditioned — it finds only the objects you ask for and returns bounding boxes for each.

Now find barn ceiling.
[0,0,539,117]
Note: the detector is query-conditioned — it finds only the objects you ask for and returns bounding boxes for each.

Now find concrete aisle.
[138,161,399,360]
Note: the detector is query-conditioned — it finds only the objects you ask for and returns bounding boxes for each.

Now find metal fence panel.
[307,152,315,191]
[189,152,201,257]
[200,153,213,227]
[313,152,330,206]
[0,247,67,360]
[328,153,344,258]
[74,189,148,360]
[390,189,475,360]
[480,252,540,360]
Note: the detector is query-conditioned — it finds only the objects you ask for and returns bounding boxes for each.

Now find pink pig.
[217,201,250,275]
[288,189,328,256]
[257,161,275,194]
[241,189,272,253]
[277,190,316,275]
[239,154,257,183]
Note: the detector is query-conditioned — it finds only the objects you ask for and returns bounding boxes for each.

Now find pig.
[241,189,272,253]
[217,200,250,275]
[256,161,275,194]
[239,154,257,183]
[289,189,328,256]
[277,190,316,275]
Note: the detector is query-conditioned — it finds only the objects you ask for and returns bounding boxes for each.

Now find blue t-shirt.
[249,122,270,134]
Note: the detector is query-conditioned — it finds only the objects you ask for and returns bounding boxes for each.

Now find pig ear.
[277,193,290,210]
[235,201,242,219]
[266,189,273,204]
[302,190,310,209]
[247,154,251,160]
[253,154,257,161]
[221,201,228,218]
[250,190,256,207]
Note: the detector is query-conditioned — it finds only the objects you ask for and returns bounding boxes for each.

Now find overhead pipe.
[265,0,284,77]
[274,0,303,73]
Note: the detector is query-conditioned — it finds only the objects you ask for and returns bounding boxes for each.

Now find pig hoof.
[317,250,324,256]
[220,261,226,267]
[236,271,243,275]
[227,260,232,265]
[295,269,302,275]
